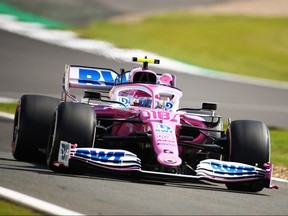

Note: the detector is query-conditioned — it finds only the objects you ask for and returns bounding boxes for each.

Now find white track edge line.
[0,186,84,215]
[0,111,14,120]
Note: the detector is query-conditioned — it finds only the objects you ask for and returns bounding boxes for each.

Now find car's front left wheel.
[46,102,96,173]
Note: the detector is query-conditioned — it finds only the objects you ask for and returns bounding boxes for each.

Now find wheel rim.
[11,105,20,154]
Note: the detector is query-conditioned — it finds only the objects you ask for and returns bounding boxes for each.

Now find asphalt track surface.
[1,29,288,216]
[0,1,288,215]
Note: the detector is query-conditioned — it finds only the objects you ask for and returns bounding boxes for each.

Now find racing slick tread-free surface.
[226,120,270,192]
[47,102,96,173]
[12,94,60,162]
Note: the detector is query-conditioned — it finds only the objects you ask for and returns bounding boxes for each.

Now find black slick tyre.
[46,102,96,173]
[11,95,60,162]
[225,120,270,192]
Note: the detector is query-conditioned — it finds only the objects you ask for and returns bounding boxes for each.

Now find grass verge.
[270,128,288,166]
[75,13,288,82]
[0,102,17,114]
[0,1,68,29]
[0,198,41,215]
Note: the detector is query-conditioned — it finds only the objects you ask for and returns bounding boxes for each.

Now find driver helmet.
[131,90,152,108]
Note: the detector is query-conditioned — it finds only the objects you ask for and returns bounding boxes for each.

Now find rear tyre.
[11,95,60,162]
[225,120,270,192]
[47,102,96,173]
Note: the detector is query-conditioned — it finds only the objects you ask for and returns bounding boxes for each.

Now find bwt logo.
[155,123,173,133]
[75,149,125,163]
[211,161,255,175]
[78,68,117,86]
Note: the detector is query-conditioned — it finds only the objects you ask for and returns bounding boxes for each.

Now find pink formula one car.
[11,57,277,192]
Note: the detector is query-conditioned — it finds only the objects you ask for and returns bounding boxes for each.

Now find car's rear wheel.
[225,120,270,192]
[46,102,96,173]
[11,95,60,162]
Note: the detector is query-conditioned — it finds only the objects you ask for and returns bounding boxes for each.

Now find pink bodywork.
[57,64,278,189]
[92,82,208,168]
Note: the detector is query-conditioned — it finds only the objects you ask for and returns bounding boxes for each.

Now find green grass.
[0,1,68,29]
[0,198,41,215]
[75,13,288,82]
[270,128,288,166]
[0,102,17,114]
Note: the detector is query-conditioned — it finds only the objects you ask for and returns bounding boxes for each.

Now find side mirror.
[84,91,102,100]
[202,102,217,110]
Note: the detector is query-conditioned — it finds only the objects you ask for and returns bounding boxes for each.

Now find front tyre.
[225,120,270,192]
[47,102,96,173]
[11,95,60,162]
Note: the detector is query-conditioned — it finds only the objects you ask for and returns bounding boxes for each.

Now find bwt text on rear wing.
[62,64,119,101]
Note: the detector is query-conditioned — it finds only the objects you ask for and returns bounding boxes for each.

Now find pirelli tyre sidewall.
[11,94,60,162]
[47,102,96,173]
[225,120,270,192]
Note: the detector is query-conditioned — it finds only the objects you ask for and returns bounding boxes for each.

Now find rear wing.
[62,64,119,101]
[62,59,177,101]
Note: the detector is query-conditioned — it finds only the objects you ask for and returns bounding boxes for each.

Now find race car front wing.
[57,141,278,189]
